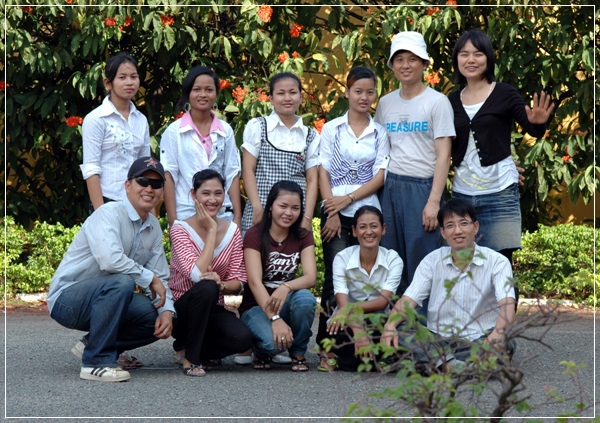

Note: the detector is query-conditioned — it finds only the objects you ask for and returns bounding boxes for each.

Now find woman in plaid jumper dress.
[241,73,320,235]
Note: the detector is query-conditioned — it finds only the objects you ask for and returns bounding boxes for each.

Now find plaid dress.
[242,117,317,233]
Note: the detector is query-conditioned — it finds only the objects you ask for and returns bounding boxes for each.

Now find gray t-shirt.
[375,87,455,178]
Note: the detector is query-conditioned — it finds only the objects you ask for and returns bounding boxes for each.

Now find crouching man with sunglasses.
[48,157,175,382]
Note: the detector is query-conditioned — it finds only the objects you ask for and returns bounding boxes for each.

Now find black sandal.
[252,354,271,370]
[290,355,309,372]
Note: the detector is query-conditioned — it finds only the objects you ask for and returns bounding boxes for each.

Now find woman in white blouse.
[160,66,242,228]
[80,52,150,214]
[316,67,390,370]
[322,205,402,371]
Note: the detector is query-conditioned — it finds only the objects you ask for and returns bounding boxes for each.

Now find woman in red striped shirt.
[168,169,252,377]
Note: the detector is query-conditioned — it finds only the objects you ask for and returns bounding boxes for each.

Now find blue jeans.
[452,183,522,252]
[316,210,357,348]
[379,173,442,297]
[50,274,158,367]
[241,289,316,357]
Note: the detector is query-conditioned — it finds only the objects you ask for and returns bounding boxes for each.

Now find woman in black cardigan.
[448,29,554,264]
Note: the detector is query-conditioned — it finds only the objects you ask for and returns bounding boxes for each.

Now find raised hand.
[525,91,555,125]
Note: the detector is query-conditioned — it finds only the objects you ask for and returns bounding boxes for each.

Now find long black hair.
[258,180,306,270]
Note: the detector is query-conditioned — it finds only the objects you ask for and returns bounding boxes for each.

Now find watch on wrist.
[270,314,281,322]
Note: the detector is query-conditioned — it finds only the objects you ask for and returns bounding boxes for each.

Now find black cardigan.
[448,82,546,168]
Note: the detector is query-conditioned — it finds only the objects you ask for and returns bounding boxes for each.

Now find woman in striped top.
[168,169,252,377]
[316,67,390,371]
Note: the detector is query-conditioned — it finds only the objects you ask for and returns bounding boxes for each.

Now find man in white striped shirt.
[382,198,516,366]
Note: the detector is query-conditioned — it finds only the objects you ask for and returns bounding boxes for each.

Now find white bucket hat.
[387,31,431,69]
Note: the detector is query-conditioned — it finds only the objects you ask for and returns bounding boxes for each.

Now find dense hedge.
[2,216,595,307]
[2,216,325,298]
[514,223,598,306]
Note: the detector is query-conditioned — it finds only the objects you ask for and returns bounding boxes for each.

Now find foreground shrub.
[4,218,81,293]
[514,223,597,305]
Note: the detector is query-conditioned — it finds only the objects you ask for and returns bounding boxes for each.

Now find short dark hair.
[347,67,377,89]
[192,169,225,192]
[269,72,302,95]
[105,52,138,84]
[352,205,384,227]
[437,198,478,228]
[390,50,428,66]
[452,29,496,85]
[178,66,220,111]
[258,180,306,269]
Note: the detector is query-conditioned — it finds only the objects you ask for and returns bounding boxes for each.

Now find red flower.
[408,17,413,25]
[66,116,83,127]
[255,88,269,102]
[160,15,175,26]
[562,155,572,163]
[292,51,301,59]
[66,0,72,3]
[290,23,303,38]
[278,52,289,63]
[424,71,441,86]
[175,111,185,120]
[257,5,273,23]
[0,81,6,91]
[366,8,372,14]
[21,6,34,12]
[313,118,326,134]
[307,92,315,100]
[124,16,133,27]
[104,17,116,27]
[220,80,232,90]
[119,25,123,31]
[232,85,248,103]
[426,7,440,15]
[445,0,458,8]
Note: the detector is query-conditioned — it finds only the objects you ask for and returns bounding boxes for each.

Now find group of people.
[47,28,554,382]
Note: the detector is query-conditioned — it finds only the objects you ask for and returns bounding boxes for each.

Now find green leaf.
[164,26,175,51]
[153,28,163,53]
[223,36,231,59]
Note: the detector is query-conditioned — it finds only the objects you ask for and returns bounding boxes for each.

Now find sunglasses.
[132,176,164,189]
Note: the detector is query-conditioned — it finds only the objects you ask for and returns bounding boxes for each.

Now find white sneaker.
[272,353,292,364]
[71,341,85,359]
[233,354,253,365]
[80,366,130,382]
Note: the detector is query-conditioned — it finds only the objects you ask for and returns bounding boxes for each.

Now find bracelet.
[270,314,281,322]
[347,193,356,203]
[282,282,293,291]
[303,215,311,221]
[237,281,244,295]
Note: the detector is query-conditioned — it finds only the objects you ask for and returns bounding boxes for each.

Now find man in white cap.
[47,156,175,382]
[375,31,455,302]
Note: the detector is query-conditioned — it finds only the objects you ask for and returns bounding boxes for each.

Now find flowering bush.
[2,2,596,230]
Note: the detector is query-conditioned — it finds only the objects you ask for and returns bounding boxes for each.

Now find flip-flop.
[318,356,338,372]
[183,364,205,377]
[118,352,143,369]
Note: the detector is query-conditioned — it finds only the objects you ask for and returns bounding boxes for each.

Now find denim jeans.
[379,173,442,297]
[316,210,357,349]
[50,274,158,367]
[452,183,522,252]
[241,289,316,357]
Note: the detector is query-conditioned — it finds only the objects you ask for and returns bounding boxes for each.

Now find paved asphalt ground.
[2,303,597,422]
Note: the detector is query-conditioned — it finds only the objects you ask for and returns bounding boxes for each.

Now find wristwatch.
[270,314,281,322]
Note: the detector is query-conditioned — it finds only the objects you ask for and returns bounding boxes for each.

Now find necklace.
[269,230,285,247]
[460,81,494,103]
